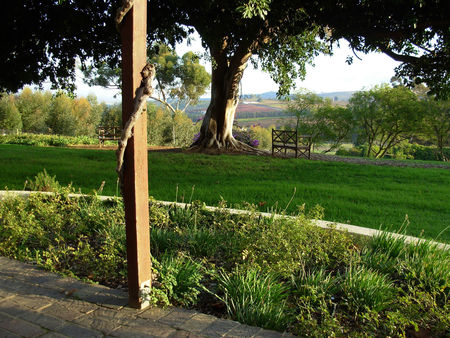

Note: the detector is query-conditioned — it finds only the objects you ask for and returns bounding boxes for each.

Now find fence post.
[120,0,152,309]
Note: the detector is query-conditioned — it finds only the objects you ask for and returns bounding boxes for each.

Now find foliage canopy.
[1,0,448,99]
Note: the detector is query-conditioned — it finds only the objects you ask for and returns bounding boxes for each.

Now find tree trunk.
[193,49,250,150]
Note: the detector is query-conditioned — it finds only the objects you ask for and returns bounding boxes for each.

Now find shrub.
[24,169,70,193]
[292,269,342,336]
[216,267,291,331]
[0,192,127,287]
[336,142,450,161]
[250,124,272,150]
[335,147,363,157]
[244,208,355,276]
[0,133,98,147]
[232,125,259,148]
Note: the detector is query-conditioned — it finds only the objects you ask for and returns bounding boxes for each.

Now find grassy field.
[0,144,449,242]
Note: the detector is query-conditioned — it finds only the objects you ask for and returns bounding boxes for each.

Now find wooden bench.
[98,126,121,146]
[272,129,312,159]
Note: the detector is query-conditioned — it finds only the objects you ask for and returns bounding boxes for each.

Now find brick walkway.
[0,257,291,337]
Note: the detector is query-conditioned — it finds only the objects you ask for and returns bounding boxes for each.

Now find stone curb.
[0,190,448,250]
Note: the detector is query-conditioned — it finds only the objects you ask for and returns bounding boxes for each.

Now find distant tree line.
[0,88,198,147]
[286,85,450,161]
[0,87,104,137]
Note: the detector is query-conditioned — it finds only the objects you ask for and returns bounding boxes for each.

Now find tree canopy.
[1,0,119,93]
[2,1,448,96]
[149,0,449,99]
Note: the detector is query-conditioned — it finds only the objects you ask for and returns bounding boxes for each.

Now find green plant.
[362,231,450,303]
[25,169,71,193]
[150,227,184,257]
[154,253,204,306]
[216,267,291,331]
[291,268,342,336]
[244,208,355,276]
[341,265,397,313]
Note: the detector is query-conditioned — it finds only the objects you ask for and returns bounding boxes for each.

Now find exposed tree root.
[188,137,269,156]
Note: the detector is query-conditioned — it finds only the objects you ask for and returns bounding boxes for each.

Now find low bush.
[0,133,99,147]
[335,146,364,157]
[336,142,450,161]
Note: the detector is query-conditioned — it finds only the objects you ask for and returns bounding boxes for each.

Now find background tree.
[71,97,95,136]
[100,104,122,128]
[83,45,211,114]
[46,93,77,136]
[286,89,325,131]
[420,98,450,161]
[86,94,105,135]
[349,85,421,158]
[0,94,22,132]
[299,104,353,153]
[15,88,51,134]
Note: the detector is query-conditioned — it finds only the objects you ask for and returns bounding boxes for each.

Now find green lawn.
[0,144,449,242]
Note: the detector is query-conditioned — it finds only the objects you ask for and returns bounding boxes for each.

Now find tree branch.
[149,96,177,115]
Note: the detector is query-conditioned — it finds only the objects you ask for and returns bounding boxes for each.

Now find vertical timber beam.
[120,0,151,309]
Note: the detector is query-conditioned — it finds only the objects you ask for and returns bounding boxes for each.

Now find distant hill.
[317,91,355,102]
[245,90,356,102]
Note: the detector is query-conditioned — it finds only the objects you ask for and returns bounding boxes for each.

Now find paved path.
[0,257,290,337]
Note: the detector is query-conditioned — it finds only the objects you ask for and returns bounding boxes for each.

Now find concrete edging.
[0,190,448,250]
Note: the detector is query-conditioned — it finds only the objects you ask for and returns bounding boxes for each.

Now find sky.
[74,35,401,104]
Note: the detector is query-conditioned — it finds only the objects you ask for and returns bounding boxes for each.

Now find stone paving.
[0,257,292,337]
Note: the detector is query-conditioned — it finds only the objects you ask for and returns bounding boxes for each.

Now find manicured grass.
[0,144,449,241]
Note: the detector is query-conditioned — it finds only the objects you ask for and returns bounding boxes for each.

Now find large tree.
[2,0,449,150]
[148,0,449,150]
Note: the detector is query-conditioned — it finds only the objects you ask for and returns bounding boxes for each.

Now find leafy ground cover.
[0,144,449,241]
[0,133,105,147]
[0,179,448,336]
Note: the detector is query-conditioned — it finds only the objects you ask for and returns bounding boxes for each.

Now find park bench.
[271,129,312,159]
[98,126,121,146]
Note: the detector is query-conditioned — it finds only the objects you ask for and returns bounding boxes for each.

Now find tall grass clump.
[153,254,204,307]
[216,267,291,331]
[362,231,449,302]
[341,266,397,313]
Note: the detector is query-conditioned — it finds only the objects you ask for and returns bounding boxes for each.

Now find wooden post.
[120,0,151,309]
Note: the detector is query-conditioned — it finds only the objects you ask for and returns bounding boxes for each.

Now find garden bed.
[0,184,448,336]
